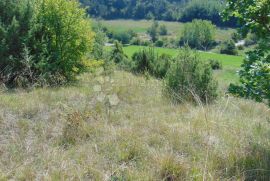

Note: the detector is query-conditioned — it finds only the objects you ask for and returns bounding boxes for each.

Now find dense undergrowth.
[0,70,269,180]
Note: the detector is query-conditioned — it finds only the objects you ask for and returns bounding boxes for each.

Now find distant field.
[120,45,243,85]
[97,19,235,42]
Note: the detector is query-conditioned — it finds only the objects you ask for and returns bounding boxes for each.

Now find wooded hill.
[80,0,236,26]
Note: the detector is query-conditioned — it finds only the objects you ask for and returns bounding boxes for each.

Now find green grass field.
[96,19,235,42]
[120,45,243,85]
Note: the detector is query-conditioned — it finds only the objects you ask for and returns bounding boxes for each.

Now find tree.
[220,40,238,55]
[180,19,216,50]
[224,0,270,106]
[0,0,94,87]
[159,24,168,35]
[147,21,159,42]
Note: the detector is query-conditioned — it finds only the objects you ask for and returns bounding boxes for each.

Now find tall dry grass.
[0,71,269,180]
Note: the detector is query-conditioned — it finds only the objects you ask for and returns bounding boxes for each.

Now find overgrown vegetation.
[164,47,218,104]
[0,0,94,87]
[224,0,270,106]
[80,0,236,26]
[180,19,216,50]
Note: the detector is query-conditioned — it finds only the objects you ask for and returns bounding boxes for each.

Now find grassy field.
[0,70,269,180]
[97,19,235,42]
[121,45,243,85]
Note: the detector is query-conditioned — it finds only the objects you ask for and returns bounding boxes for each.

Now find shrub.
[0,0,94,87]
[164,47,218,104]
[109,41,132,70]
[220,40,238,55]
[155,39,164,47]
[153,54,172,78]
[159,24,168,35]
[112,31,132,44]
[131,48,172,78]
[180,19,216,50]
[244,33,257,47]
[132,48,157,73]
[208,59,223,70]
[147,21,159,42]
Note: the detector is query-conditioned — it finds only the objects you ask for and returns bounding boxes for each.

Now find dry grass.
[0,70,269,180]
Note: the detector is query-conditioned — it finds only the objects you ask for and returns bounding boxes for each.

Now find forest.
[80,0,236,26]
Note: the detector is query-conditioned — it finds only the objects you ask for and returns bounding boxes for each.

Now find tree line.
[80,0,236,26]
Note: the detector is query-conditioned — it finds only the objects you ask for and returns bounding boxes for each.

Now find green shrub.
[147,21,159,42]
[155,39,164,47]
[164,47,218,104]
[220,40,238,55]
[0,0,94,87]
[109,41,132,71]
[180,19,216,50]
[244,33,257,47]
[208,59,223,70]
[112,31,132,44]
[131,48,172,78]
[159,24,168,36]
[132,48,157,73]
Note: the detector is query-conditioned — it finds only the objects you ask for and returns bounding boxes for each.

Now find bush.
[0,0,94,87]
[164,47,218,104]
[155,39,164,47]
[159,24,168,35]
[112,31,132,44]
[180,19,216,50]
[109,41,132,70]
[131,48,172,78]
[208,59,223,70]
[220,40,238,55]
[244,33,257,47]
[147,21,159,42]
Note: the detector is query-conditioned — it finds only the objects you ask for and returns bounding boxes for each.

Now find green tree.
[224,0,270,106]
[0,0,94,87]
[180,19,216,50]
[147,21,159,42]
[159,24,168,35]
[220,40,238,55]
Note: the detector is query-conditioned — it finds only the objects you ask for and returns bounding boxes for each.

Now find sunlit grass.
[0,70,269,180]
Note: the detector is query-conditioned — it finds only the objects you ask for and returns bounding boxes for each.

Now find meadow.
[0,70,269,180]
[115,45,243,86]
[97,19,235,42]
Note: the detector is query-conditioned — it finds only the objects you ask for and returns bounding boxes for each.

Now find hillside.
[0,70,269,180]
[81,0,235,26]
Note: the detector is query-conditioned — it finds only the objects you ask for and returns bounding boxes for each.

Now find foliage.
[80,0,236,26]
[224,0,270,105]
[180,0,236,27]
[91,29,107,60]
[180,19,216,50]
[208,59,223,70]
[109,41,131,70]
[159,24,168,35]
[131,48,172,78]
[0,0,94,87]
[147,21,159,42]
[220,40,238,55]
[155,40,164,47]
[112,31,133,44]
[164,47,218,104]
[228,47,270,106]
[80,0,183,21]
